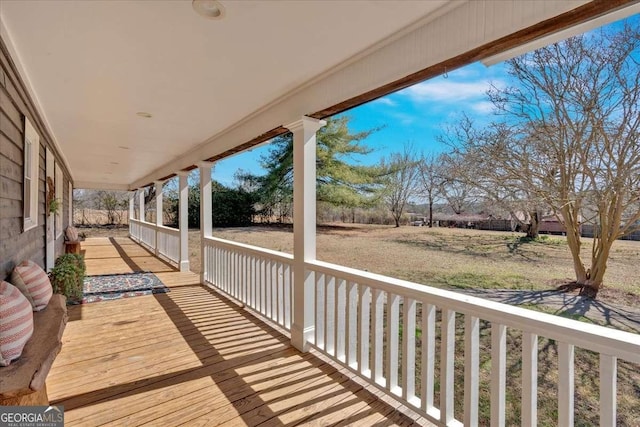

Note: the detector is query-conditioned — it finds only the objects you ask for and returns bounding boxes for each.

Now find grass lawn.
[187,224,640,305]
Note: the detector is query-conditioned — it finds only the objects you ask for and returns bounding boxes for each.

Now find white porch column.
[138,188,145,222]
[128,191,135,221]
[177,171,190,272]
[155,181,164,227]
[154,180,164,256]
[128,191,135,238]
[199,162,214,284]
[288,116,326,352]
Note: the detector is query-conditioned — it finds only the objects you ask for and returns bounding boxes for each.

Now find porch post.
[154,180,164,256]
[138,188,145,222]
[177,171,190,272]
[128,191,135,238]
[288,116,326,352]
[199,162,214,284]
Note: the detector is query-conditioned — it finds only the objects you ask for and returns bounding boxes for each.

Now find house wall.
[0,37,72,280]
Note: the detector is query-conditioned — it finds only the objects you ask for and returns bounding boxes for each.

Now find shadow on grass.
[458,288,640,334]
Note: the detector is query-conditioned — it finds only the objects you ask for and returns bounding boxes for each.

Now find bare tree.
[96,191,129,224]
[382,145,420,227]
[441,118,543,238]
[417,153,445,227]
[438,153,479,216]
[450,24,640,296]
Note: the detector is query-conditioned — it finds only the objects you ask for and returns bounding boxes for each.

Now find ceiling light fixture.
[136,112,152,118]
[192,0,225,20]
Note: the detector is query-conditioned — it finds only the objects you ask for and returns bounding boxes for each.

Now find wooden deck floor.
[48,237,431,426]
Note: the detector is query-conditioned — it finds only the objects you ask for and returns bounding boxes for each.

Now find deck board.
[48,237,431,426]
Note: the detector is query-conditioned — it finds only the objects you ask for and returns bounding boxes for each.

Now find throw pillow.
[0,280,34,366]
[66,226,79,242]
[10,260,53,311]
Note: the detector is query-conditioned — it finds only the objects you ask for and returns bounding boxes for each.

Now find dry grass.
[192,224,640,303]
[81,222,639,303]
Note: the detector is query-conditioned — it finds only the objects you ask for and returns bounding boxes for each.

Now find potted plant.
[50,253,86,304]
[48,198,60,215]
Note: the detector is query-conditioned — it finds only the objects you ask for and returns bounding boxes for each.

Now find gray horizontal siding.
[0,36,72,280]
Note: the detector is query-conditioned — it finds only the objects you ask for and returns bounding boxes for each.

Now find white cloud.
[470,101,495,114]
[400,79,503,104]
[371,97,397,107]
[388,111,416,125]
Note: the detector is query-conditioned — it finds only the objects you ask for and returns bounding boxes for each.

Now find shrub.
[50,253,86,303]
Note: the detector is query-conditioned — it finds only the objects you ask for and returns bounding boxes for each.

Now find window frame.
[55,163,63,238]
[68,182,73,226]
[23,118,40,232]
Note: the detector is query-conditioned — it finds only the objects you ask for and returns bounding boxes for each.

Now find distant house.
[431,213,491,229]
[538,214,585,236]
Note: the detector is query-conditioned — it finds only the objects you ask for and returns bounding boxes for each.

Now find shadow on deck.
[48,237,430,426]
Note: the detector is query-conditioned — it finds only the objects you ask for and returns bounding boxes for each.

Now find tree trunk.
[526,210,539,239]
[560,205,589,286]
[394,216,400,227]
[428,200,433,228]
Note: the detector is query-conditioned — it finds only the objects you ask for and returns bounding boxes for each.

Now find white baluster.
[464,315,480,426]
[315,273,325,349]
[522,332,538,427]
[402,297,416,401]
[421,303,435,413]
[358,285,371,377]
[558,342,575,427]
[599,354,617,427]
[491,323,507,427]
[335,278,346,363]
[440,309,455,424]
[325,275,335,356]
[346,281,358,369]
[372,289,384,385]
[386,293,400,395]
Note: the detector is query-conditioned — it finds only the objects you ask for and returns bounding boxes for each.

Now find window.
[23,118,39,232]
[55,164,63,238]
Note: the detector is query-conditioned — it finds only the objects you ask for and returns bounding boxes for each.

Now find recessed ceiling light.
[136,112,152,118]
[192,0,225,19]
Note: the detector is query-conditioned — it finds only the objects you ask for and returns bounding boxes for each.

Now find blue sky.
[212,15,638,186]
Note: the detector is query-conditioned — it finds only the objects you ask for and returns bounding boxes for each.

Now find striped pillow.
[66,226,79,242]
[10,260,53,311]
[0,281,34,366]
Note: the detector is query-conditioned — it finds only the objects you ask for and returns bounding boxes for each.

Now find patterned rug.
[81,272,170,304]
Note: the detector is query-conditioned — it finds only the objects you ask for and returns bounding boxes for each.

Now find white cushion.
[0,280,34,366]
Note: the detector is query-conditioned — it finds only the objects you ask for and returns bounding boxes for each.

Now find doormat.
[81,272,170,304]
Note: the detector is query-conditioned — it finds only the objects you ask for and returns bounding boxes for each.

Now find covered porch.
[2,1,639,425]
[48,237,429,426]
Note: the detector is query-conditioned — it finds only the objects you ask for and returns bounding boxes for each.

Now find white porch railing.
[129,218,180,266]
[305,259,640,427]
[157,225,180,264]
[202,237,293,332]
[198,235,640,427]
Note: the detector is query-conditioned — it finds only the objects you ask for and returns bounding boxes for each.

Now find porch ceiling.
[0,0,449,189]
